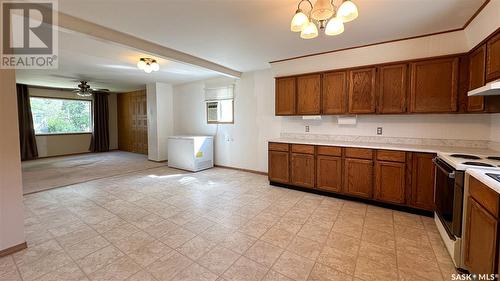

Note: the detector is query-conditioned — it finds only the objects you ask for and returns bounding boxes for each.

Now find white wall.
[147,82,174,161]
[28,87,118,157]
[0,70,25,252]
[464,0,500,49]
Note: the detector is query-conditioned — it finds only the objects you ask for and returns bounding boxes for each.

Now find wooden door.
[348,68,376,114]
[268,151,290,184]
[117,90,148,154]
[322,71,347,114]
[297,74,321,115]
[410,153,436,211]
[468,45,486,112]
[486,33,500,81]
[275,77,296,115]
[343,158,373,198]
[464,197,498,274]
[291,153,315,188]
[375,161,406,204]
[378,64,407,113]
[316,155,342,192]
[409,57,458,113]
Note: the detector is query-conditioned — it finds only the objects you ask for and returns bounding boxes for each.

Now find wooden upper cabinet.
[275,77,296,115]
[468,45,486,112]
[375,161,406,204]
[291,153,315,188]
[322,71,347,114]
[297,74,321,115]
[410,153,436,211]
[378,64,407,114]
[344,158,374,198]
[464,197,498,274]
[316,155,342,192]
[409,57,458,113]
[486,32,500,81]
[348,68,376,114]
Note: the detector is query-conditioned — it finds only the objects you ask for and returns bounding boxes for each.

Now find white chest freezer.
[167,136,214,172]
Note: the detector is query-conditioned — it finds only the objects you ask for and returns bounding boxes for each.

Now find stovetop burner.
[450,154,481,160]
[462,162,495,167]
[487,156,500,161]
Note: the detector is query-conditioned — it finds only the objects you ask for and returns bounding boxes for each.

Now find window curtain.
[89,92,109,152]
[16,84,38,160]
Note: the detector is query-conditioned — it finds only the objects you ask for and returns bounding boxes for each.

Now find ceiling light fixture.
[290,0,358,39]
[137,58,160,73]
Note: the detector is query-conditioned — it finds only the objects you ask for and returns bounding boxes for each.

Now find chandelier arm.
[297,0,313,12]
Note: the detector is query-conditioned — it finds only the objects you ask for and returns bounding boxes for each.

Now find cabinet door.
[410,153,436,211]
[297,74,321,115]
[344,158,373,198]
[322,71,347,114]
[378,64,407,113]
[275,77,296,115]
[486,33,500,81]
[375,161,406,204]
[348,68,376,114]
[409,58,458,113]
[464,197,498,274]
[291,153,315,188]
[468,45,486,112]
[268,151,290,184]
[316,155,342,192]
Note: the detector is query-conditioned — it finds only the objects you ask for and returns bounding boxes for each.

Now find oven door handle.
[433,158,456,179]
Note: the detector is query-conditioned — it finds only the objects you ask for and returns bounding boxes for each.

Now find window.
[30,97,92,135]
[206,99,233,124]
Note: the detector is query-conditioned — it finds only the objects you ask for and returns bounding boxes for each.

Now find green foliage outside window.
[30,97,92,134]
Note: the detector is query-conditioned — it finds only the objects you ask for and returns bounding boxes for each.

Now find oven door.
[433,157,457,240]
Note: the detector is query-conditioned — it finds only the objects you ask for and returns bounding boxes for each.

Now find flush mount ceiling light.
[290,0,358,39]
[137,58,160,73]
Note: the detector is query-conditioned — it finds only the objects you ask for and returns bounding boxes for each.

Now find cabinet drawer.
[469,177,500,218]
[345,148,373,160]
[317,146,342,156]
[376,150,406,162]
[269,142,289,152]
[291,144,315,154]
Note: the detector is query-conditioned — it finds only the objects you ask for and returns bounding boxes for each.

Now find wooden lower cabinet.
[410,153,436,211]
[375,161,406,204]
[291,153,315,188]
[268,151,290,184]
[344,158,373,198]
[316,155,342,192]
[464,197,498,274]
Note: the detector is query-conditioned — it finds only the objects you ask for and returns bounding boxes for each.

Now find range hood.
[468,80,500,96]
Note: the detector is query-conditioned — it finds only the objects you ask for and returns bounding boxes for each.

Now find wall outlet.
[305,125,310,133]
[377,127,383,135]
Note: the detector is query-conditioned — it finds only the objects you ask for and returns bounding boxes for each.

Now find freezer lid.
[168,135,214,140]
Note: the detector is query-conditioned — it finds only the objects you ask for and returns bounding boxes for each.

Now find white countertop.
[467,169,500,194]
[269,138,499,155]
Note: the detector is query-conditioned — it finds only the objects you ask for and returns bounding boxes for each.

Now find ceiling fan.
[72,81,109,97]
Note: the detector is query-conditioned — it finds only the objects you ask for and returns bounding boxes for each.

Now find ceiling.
[16,31,220,92]
[55,0,486,72]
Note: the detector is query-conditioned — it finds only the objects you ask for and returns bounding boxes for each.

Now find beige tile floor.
[1,166,457,281]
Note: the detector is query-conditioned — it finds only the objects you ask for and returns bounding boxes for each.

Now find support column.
[0,70,26,255]
[146,82,173,162]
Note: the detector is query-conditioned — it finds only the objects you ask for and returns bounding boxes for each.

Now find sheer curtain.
[16,84,38,160]
[89,92,110,152]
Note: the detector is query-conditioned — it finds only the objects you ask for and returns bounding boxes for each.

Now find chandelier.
[137,58,160,73]
[290,0,358,39]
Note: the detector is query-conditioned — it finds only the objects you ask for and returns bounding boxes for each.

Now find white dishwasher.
[167,136,214,172]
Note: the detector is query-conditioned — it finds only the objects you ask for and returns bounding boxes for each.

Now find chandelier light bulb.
[300,21,319,39]
[290,10,309,32]
[144,64,153,73]
[337,0,358,23]
[325,17,344,36]
[137,59,146,70]
[151,61,160,71]
[311,0,334,21]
